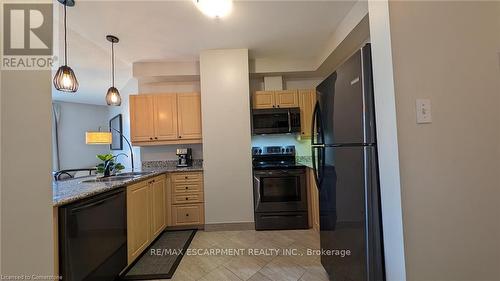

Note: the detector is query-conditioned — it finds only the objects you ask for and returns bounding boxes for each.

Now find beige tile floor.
[164,229,329,281]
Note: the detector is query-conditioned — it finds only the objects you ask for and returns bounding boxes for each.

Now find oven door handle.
[253,175,262,208]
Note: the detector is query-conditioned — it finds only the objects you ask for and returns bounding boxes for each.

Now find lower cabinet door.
[127,182,151,264]
[151,177,166,238]
[172,204,204,226]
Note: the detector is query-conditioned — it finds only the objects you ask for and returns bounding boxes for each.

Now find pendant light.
[53,0,78,92]
[105,35,121,106]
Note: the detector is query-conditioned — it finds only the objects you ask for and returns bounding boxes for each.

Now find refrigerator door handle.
[311,101,325,190]
[311,101,325,146]
[288,109,292,132]
[311,144,325,148]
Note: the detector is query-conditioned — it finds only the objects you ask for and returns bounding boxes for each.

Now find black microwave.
[252,108,301,135]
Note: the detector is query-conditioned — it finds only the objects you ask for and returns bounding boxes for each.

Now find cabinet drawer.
[172,204,204,226]
[173,193,204,204]
[172,181,202,194]
[172,172,203,183]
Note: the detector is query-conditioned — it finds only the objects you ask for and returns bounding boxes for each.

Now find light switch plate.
[416,99,432,124]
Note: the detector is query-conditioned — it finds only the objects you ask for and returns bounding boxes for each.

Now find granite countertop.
[53,161,203,207]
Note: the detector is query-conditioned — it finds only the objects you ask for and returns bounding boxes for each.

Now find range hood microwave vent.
[252,108,301,135]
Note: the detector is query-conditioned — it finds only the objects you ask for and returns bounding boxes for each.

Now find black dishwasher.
[59,188,127,281]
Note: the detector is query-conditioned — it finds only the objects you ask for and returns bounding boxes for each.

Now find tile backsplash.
[140,144,203,161]
[142,159,203,169]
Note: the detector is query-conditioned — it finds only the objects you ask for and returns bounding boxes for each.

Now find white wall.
[367,1,407,280]
[1,71,53,275]
[139,80,200,94]
[387,1,500,280]
[108,79,141,170]
[55,101,110,170]
[250,77,321,93]
[200,49,254,224]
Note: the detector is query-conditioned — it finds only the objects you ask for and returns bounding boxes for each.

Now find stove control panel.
[252,146,295,156]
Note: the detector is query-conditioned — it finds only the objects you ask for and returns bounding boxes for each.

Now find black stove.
[251,145,308,230]
[252,146,305,170]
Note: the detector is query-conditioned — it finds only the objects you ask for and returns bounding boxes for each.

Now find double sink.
[81,171,153,183]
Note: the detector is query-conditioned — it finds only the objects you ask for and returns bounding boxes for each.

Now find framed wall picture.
[109,114,123,150]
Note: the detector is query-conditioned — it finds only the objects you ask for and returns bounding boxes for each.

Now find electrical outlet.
[416,99,432,124]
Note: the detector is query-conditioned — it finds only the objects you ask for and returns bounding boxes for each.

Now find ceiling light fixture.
[53,0,79,93]
[194,0,233,18]
[105,35,121,106]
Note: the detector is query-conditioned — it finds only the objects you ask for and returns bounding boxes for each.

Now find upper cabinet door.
[130,95,155,142]
[177,93,202,140]
[153,94,178,141]
[253,91,275,109]
[298,89,316,137]
[275,90,299,108]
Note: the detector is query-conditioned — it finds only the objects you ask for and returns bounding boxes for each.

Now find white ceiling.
[52,0,357,105]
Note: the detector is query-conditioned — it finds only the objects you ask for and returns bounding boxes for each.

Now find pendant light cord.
[63,2,68,66]
[111,41,115,87]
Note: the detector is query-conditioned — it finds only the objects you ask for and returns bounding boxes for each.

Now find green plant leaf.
[115,163,125,171]
[97,153,115,162]
[97,154,108,161]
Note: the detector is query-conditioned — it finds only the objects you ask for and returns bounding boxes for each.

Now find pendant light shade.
[85,131,112,144]
[53,65,79,92]
[106,35,121,106]
[53,0,78,92]
[106,87,121,106]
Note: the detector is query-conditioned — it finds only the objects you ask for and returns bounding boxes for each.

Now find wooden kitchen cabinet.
[172,204,204,226]
[130,93,202,145]
[130,95,155,142]
[252,90,298,109]
[153,94,178,141]
[307,168,320,232]
[168,171,205,228]
[298,89,316,138]
[177,93,202,140]
[253,91,275,109]
[275,90,298,108]
[151,176,166,238]
[127,180,151,263]
[127,175,166,264]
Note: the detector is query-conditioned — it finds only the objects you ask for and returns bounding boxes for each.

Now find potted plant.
[96,153,126,177]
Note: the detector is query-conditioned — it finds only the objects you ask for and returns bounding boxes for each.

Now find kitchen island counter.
[53,163,203,207]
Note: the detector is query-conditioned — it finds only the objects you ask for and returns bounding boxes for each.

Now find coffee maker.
[176,148,193,167]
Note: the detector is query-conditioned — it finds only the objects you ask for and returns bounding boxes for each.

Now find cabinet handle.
[185,187,188,190]
[179,136,182,139]
[185,197,189,200]
[272,105,275,108]
[155,137,158,139]
[185,176,188,179]
[186,213,189,217]
[150,137,153,140]
[277,105,280,108]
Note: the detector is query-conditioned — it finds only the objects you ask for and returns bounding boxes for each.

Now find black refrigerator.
[311,44,385,281]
